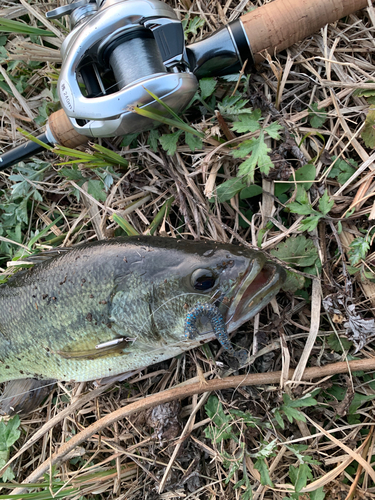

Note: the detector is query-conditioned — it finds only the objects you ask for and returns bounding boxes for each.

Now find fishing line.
[0,380,59,404]
[133,287,233,346]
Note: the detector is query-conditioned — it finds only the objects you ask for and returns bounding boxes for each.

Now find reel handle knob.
[47,109,89,149]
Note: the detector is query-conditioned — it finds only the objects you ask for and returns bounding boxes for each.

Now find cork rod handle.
[240,0,369,63]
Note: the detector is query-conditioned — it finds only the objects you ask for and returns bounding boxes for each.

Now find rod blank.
[0,133,52,171]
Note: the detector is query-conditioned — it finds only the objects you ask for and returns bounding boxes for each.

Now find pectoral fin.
[57,337,130,360]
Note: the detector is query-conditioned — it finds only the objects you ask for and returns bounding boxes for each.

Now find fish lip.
[226,259,285,333]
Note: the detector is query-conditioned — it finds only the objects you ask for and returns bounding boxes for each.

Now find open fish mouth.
[226,259,286,333]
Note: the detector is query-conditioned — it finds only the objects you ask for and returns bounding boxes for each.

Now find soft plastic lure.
[184,302,237,357]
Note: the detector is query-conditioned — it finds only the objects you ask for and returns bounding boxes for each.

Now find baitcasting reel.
[46,0,250,139]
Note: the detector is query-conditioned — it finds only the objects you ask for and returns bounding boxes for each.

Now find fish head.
[143,239,286,334]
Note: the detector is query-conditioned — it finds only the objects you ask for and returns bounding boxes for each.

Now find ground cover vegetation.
[0,0,375,498]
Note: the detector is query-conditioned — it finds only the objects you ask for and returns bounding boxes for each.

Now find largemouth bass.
[0,237,285,412]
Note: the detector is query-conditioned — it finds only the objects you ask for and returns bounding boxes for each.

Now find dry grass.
[1,0,375,498]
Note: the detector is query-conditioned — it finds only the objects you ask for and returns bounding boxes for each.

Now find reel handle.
[240,0,368,64]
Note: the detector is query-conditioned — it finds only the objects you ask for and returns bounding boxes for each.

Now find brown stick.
[8,357,375,492]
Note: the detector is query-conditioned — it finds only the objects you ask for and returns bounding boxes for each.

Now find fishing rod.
[0,0,369,171]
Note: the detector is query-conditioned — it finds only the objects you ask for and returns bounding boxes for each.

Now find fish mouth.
[226,259,285,333]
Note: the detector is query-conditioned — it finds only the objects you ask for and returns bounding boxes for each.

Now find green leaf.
[299,214,323,232]
[290,463,312,492]
[148,129,160,152]
[0,459,15,482]
[270,235,319,267]
[232,140,255,158]
[0,416,21,453]
[310,487,326,500]
[87,179,106,202]
[18,127,53,152]
[276,163,316,197]
[318,190,334,215]
[205,425,234,444]
[348,236,370,265]
[199,78,217,99]
[143,87,186,124]
[308,103,327,128]
[287,201,316,215]
[229,409,263,427]
[328,156,356,185]
[205,395,231,427]
[185,16,205,36]
[159,130,183,155]
[120,133,139,148]
[274,410,285,429]
[295,163,316,190]
[255,439,278,459]
[283,393,317,408]
[240,185,263,199]
[327,333,352,353]
[349,392,375,414]
[231,110,262,133]
[281,269,305,293]
[362,107,375,148]
[59,167,85,181]
[237,133,273,181]
[239,208,254,228]
[185,132,203,152]
[234,478,253,500]
[282,406,306,423]
[254,458,274,487]
[216,178,247,202]
[265,122,282,139]
[353,87,375,98]
[218,95,251,117]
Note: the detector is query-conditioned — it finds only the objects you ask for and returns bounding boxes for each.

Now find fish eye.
[191,269,216,291]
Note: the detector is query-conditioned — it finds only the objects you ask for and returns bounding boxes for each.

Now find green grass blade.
[131,106,204,138]
[143,86,185,123]
[17,128,54,151]
[112,214,139,236]
[0,487,79,500]
[0,18,56,37]
[92,144,128,167]
[53,146,94,159]
[27,214,64,249]
[146,196,174,235]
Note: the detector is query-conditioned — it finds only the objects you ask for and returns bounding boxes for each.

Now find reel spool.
[48,0,198,138]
